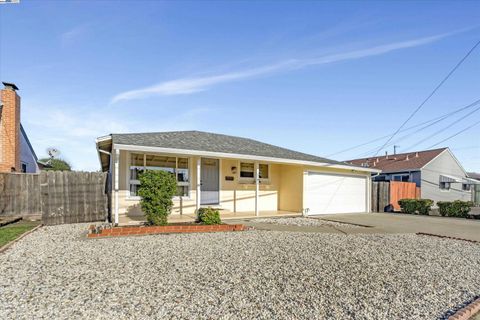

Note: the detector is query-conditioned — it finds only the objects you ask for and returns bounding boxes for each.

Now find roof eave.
[112,143,380,173]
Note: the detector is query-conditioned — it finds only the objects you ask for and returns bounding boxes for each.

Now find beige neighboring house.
[96,131,379,224]
[0,82,39,173]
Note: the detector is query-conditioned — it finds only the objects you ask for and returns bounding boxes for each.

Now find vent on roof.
[415,152,419,158]
[405,155,409,161]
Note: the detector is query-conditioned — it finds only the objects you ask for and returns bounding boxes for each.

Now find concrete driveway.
[318,212,480,241]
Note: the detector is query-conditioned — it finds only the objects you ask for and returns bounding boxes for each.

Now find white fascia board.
[113,143,381,173]
[95,135,112,143]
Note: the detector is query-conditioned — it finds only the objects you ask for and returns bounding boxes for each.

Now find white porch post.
[196,158,201,211]
[255,164,259,216]
[114,148,120,225]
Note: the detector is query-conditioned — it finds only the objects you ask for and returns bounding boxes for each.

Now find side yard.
[0,220,40,248]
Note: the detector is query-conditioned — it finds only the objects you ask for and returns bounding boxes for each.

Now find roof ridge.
[347,147,447,162]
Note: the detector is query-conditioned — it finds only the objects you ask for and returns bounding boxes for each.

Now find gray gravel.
[254,217,363,228]
[1,224,479,320]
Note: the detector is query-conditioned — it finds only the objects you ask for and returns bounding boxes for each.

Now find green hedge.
[437,200,473,218]
[138,170,177,226]
[197,207,222,225]
[398,199,433,215]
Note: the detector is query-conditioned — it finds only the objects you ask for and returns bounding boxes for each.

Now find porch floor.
[119,210,301,225]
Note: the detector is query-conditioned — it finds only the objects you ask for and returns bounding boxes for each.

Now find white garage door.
[304,172,367,215]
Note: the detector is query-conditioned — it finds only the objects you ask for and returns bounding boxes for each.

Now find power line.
[427,119,480,149]
[405,102,480,150]
[374,39,480,156]
[328,98,480,158]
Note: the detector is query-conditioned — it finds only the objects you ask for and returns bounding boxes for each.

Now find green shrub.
[197,207,221,225]
[398,199,418,214]
[437,201,450,217]
[138,170,177,226]
[417,199,434,215]
[398,199,433,215]
[436,201,473,218]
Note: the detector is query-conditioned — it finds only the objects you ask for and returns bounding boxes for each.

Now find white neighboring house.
[348,148,477,204]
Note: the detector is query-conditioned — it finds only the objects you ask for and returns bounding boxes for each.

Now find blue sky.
[0,1,479,171]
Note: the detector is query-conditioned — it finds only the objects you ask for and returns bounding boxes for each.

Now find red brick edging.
[447,297,480,320]
[88,224,246,238]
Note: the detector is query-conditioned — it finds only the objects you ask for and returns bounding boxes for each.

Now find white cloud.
[111,31,454,103]
[60,24,90,45]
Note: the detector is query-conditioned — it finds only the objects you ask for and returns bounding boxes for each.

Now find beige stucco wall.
[113,149,372,219]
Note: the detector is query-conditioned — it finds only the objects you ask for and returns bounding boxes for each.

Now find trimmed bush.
[437,201,450,217]
[398,199,417,214]
[398,199,433,215]
[197,207,221,225]
[437,200,473,218]
[138,170,177,226]
[416,199,434,215]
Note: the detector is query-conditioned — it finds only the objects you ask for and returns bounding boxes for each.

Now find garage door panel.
[305,172,366,215]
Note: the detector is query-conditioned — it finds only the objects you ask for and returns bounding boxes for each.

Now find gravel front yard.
[254,217,363,228]
[1,224,479,319]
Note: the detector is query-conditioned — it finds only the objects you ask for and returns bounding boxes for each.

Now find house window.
[21,163,27,173]
[392,174,410,182]
[129,153,190,197]
[259,164,269,179]
[129,153,144,196]
[462,184,471,191]
[240,162,254,178]
[239,162,269,183]
[440,182,451,190]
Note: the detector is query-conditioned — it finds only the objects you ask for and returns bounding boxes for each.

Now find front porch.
[119,210,301,225]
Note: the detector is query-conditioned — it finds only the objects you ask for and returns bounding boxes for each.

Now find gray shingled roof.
[111,131,342,165]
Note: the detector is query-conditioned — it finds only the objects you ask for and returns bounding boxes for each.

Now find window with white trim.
[462,183,471,191]
[129,153,190,197]
[392,174,409,182]
[239,162,270,183]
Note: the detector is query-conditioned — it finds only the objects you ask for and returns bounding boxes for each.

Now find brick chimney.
[0,82,21,172]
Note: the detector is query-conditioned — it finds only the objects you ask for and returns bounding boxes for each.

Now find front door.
[201,158,219,205]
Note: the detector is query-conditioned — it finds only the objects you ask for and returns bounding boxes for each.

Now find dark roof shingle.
[111,130,342,165]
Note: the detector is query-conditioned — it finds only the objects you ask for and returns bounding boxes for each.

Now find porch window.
[240,162,254,178]
[129,153,144,196]
[129,153,190,197]
[259,164,269,179]
[239,162,270,183]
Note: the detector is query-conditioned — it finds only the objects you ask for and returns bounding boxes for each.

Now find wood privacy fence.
[372,181,420,212]
[0,172,108,225]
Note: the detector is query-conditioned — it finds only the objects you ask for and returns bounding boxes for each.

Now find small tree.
[39,158,72,171]
[138,170,177,226]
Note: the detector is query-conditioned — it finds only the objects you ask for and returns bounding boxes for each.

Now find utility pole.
[393,145,400,155]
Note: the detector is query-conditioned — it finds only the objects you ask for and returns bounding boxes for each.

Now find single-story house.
[96,131,379,224]
[347,148,477,204]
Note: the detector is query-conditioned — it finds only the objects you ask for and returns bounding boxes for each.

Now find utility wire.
[335,98,480,159]
[426,119,480,149]
[405,102,480,150]
[374,39,480,156]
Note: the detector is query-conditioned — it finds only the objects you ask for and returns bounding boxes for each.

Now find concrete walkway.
[230,213,480,241]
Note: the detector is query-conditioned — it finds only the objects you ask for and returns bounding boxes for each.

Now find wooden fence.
[372,181,420,212]
[0,171,108,225]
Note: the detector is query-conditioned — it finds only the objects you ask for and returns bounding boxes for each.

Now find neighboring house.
[0,82,39,173]
[347,148,477,204]
[468,172,480,206]
[96,131,379,224]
